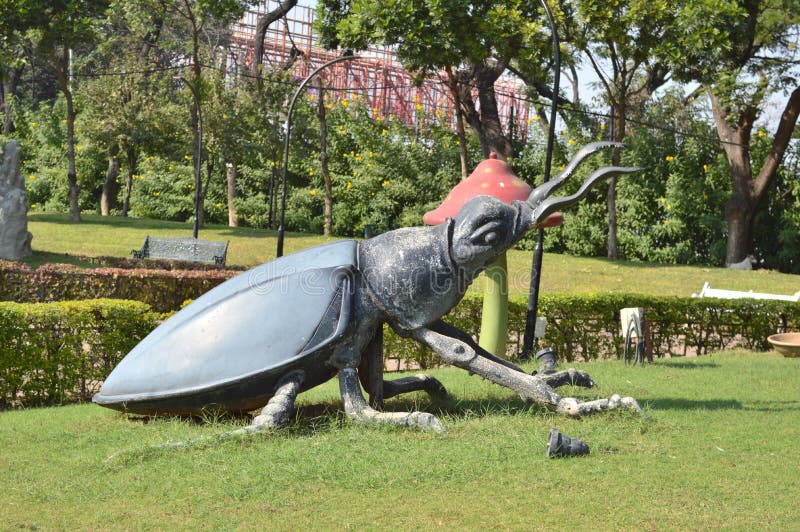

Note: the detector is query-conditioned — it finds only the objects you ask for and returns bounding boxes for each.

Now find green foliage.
[15,98,104,213]
[617,93,730,264]
[0,299,157,407]
[130,155,196,221]
[514,88,742,266]
[752,137,800,272]
[664,0,799,84]
[285,97,465,235]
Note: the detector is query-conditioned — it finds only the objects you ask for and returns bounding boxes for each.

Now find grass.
[2,351,799,529]
[24,212,800,298]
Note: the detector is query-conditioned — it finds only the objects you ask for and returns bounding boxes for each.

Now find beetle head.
[450,195,531,279]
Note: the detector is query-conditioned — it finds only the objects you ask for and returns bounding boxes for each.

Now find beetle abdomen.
[93,240,357,415]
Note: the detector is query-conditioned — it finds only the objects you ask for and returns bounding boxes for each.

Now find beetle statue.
[94,142,643,434]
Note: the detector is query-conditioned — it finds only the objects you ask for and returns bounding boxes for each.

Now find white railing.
[692,282,800,302]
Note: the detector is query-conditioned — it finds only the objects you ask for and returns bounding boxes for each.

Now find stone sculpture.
[0,141,32,260]
[94,144,642,433]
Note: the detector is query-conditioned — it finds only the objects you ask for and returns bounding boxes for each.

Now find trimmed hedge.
[2,292,796,408]
[0,259,236,312]
[80,255,247,271]
[0,299,159,408]
[385,293,800,367]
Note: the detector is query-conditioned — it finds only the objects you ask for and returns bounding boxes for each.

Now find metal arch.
[276,54,360,258]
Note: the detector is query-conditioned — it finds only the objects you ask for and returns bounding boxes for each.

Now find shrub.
[0,260,237,312]
[0,299,159,408]
[81,255,246,272]
[2,291,795,408]
[384,293,800,367]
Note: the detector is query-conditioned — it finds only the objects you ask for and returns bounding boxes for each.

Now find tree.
[563,0,673,258]
[80,0,182,216]
[161,0,256,232]
[251,0,299,77]
[25,0,111,222]
[664,0,800,265]
[316,0,555,161]
[0,0,37,135]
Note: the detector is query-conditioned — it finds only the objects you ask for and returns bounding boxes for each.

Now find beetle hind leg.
[535,368,596,389]
[250,370,305,430]
[383,374,448,401]
[339,367,444,432]
[358,324,448,408]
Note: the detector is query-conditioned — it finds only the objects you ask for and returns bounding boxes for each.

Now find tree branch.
[754,85,800,198]
[252,0,299,74]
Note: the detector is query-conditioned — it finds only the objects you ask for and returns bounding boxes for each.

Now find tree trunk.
[475,67,512,160]
[724,193,756,263]
[226,163,239,227]
[50,47,81,222]
[101,146,120,216]
[607,102,626,259]
[457,63,513,160]
[445,71,469,179]
[251,0,299,76]
[121,148,137,217]
[709,87,800,265]
[2,66,23,135]
[316,79,333,236]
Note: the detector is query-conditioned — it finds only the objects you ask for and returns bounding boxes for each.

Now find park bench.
[132,236,229,266]
[691,282,800,302]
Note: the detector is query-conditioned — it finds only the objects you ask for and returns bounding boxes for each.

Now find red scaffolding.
[229,1,532,140]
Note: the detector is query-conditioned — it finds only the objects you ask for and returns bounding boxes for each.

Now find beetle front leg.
[431,320,596,390]
[410,327,643,417]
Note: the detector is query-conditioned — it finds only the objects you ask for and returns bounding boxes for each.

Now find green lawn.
[2,352,799,529]
[24,212,800,298]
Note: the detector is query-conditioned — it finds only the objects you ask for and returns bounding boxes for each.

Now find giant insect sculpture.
[94,142,642,433]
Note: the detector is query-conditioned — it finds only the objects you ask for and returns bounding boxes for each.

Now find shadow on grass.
[23,251,99,269]
[652,360,721,370]
[30,212,192,231]
[647,397,800,412]
[743,400,800,412]
[646,397,743,411]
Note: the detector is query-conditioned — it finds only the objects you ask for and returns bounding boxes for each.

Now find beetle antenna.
[527,141,625,207]
[531,165,640,225]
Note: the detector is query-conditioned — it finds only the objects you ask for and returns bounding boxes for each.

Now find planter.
[767,332,800,358]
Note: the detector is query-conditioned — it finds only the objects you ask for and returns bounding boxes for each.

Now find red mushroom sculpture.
[424,153,563,356]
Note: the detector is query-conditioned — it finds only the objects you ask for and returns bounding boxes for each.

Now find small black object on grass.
[535,347,558,374]
[546,427,590,458]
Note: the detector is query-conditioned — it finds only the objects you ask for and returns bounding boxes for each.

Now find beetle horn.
[529,165,641,226]
[527,141,625,207]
